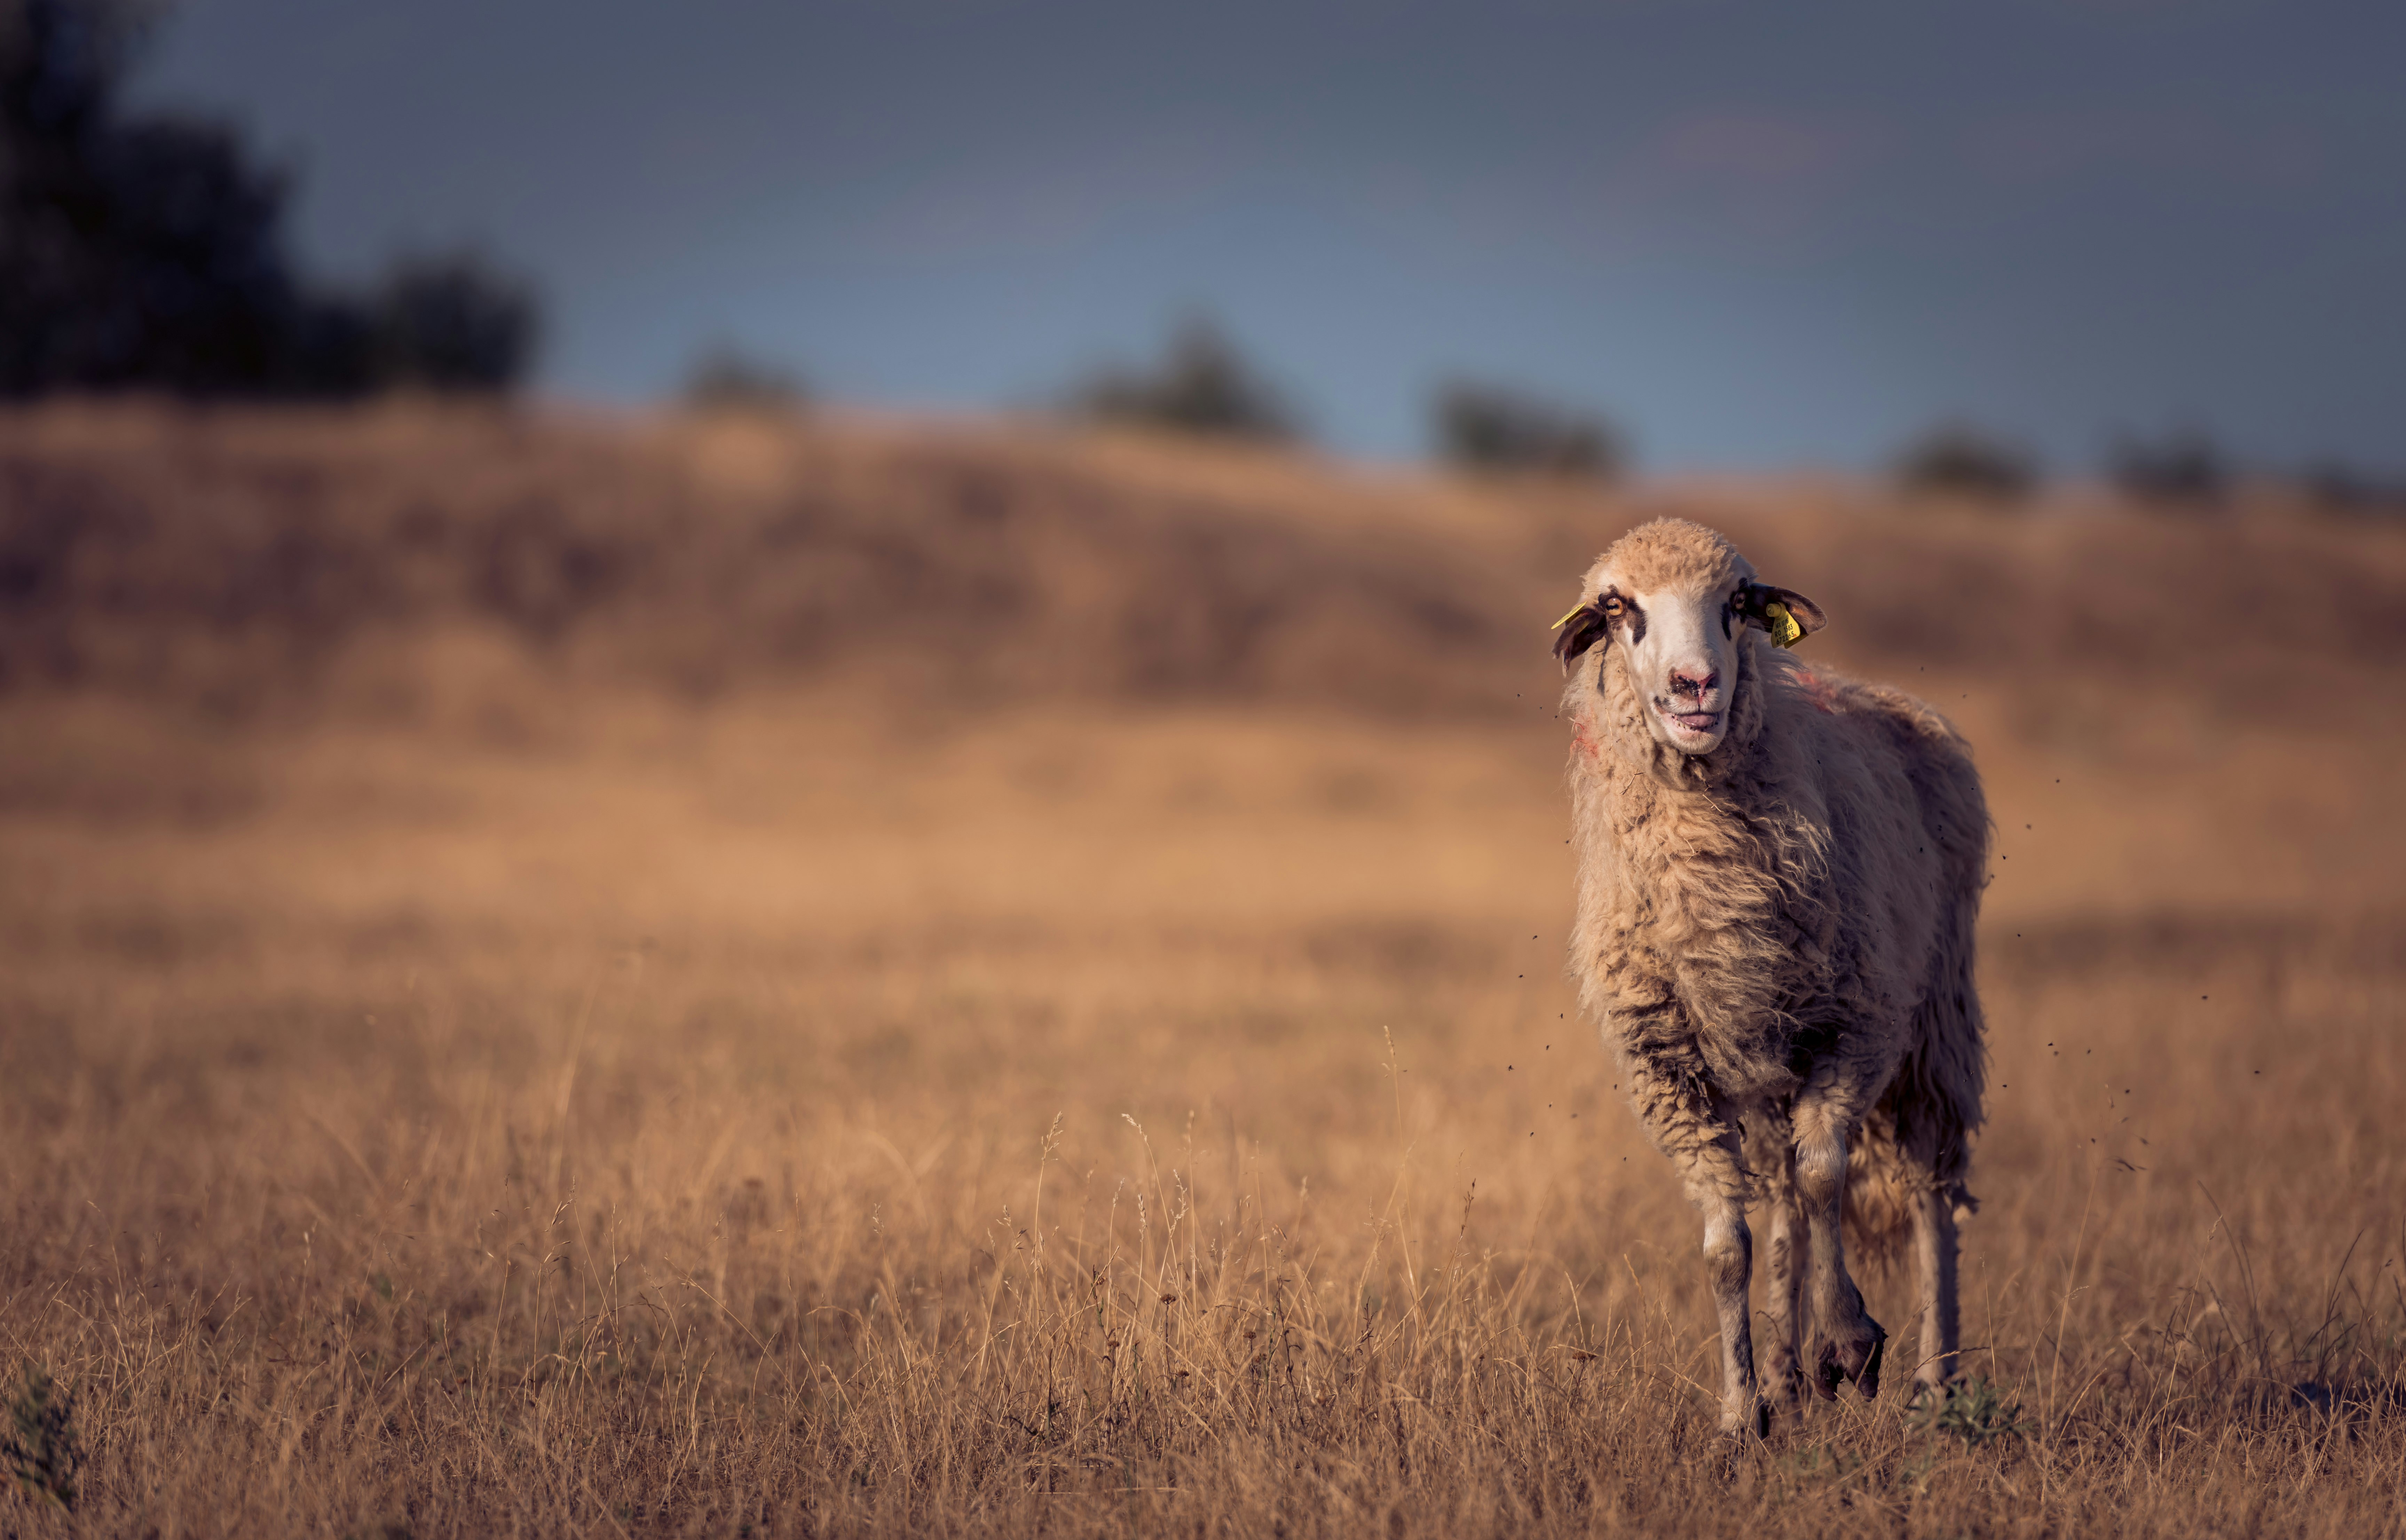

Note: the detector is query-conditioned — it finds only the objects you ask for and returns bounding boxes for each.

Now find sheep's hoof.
[1815,1320,1888,1401]
[1719,1395,1772,1440]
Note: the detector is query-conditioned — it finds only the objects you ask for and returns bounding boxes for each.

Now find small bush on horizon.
[1894,421,2040,503]
[2109,428,2231,507]
[2295,460,2406,517]
[1068,316,1301,442]
[1433,379,1625,480]
[359,251,541,394]
[682,343,809,413]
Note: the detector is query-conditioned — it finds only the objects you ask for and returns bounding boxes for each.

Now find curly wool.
[1562,521,1989,1265]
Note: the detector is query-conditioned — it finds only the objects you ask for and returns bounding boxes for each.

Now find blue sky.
[137,0,2405,471]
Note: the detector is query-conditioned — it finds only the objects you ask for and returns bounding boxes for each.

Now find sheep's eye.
[1602,596,1623,616]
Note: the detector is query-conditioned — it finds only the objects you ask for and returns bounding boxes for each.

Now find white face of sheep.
[1619,580,1746,756]
[1556,571,1826,758]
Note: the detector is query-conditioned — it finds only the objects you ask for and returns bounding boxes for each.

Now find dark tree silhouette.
[368,251,541,393]
[1071,317,1301,442]
[683,341,807,412]
[1432,379,1624,479]
[1894,422,2040,503]
[2299,463,2406,514]
[0,0,539,398]
[2,0,293,393]
[2108,429,2230,506]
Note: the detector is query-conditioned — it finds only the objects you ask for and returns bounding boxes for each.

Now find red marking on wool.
[1794,670,1839,714]
[1571,721,1604,761]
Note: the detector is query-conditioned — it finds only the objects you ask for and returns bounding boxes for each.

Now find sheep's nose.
[1669,667,1719,700]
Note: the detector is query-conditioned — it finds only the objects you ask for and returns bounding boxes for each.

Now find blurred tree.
[368,250,540,393]
[2108,429,2230,506]
[0,0,539,397]
[1,0,294,393]
[683,341,807,412]
[2296,461,2406,516]
[1071,316,1300,441]
[1433,379,1624,479]
[1893,421,2039,503]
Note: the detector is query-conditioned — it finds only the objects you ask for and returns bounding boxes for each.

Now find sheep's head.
[1553,519,1825,758]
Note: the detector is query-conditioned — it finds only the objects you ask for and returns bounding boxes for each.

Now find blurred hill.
[4,407,2401,1535]
[3,402,2402,730]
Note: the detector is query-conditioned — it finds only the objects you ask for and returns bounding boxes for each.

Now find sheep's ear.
[1741,583,1826,648]
[1552,600,1611,670]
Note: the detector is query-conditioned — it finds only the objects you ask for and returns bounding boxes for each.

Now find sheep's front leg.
[1791,1095,1886,1401]
[1698,1198,1763,1438]
[1627,1056,1765,1437]
[1910,1185,1960,1394]
[1758,1174,1809,1412]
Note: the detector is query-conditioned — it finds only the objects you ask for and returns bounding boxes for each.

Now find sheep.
[1553,517,1988,1437]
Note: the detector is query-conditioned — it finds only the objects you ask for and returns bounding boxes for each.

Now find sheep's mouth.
[1661,708,1721,734]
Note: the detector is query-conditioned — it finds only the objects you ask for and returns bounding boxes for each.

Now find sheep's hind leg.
[1792,1100,1886,1401]
[1910,1184,1960,1395]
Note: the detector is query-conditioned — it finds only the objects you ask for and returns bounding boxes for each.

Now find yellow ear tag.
[1551,603,1588,632]
[1764,600,1804,648]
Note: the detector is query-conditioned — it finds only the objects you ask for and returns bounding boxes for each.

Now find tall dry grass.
[0,405,2402,1536]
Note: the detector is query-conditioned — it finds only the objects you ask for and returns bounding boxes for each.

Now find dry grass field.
[1,404,2402,1537]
